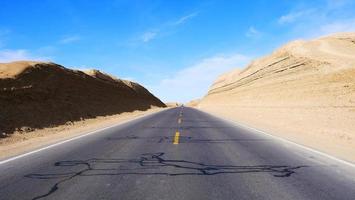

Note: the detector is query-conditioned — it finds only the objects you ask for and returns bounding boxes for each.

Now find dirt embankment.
[198,33,355,162]
[0,61,166,137]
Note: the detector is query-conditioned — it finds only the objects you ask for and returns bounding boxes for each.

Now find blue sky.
[1,0,355,102]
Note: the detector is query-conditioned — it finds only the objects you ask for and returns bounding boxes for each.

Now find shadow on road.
[141,125,235,130]
[106,135,270,144]
[25,152,307,200]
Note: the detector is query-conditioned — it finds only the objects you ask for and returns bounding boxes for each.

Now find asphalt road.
[1,107,355,200]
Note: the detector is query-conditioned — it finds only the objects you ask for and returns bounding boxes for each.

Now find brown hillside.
[0,61,165,136]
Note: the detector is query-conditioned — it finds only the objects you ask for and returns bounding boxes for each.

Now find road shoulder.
[0,107,167,160]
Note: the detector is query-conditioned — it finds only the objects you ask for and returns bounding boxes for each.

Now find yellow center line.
[173,131,180,144]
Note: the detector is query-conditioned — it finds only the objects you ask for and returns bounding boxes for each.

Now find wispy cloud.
[140,31,158,43]
[277,1,355,38]
[148,53,251,102]
[0,49,50,62]
[278,9,314,24]
[326,0,352,8]
[245,26,262,38]
[59,35,81,44]
[173,12,198,25]
[137,12,199,44]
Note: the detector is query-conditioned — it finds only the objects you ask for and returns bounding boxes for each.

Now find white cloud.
[140,31,158,43]
[59,35,81,44]
[279,0,353,26]
[245,26,262,38]
[137,12,198,44]
[148,53,251,103]
[278,9,314,24]
[277,1,355,39]
[0,49,50,63]
[326,0,351,8]
[173,12,198,25]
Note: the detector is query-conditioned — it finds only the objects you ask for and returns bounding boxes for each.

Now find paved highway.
[0,107,355,200]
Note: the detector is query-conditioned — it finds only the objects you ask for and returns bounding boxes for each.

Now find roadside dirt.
[0,107,165,160]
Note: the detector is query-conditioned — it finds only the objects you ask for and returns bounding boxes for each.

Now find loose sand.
[198,32,355,163]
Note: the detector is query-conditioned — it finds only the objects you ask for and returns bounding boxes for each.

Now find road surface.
[0,107,355,200]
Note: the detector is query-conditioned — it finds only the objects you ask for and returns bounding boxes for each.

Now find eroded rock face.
[197,33,355,162]
[0,61,166,136]
[201,33,355,108]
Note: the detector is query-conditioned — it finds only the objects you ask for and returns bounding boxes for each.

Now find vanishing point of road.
[1,107,355,200]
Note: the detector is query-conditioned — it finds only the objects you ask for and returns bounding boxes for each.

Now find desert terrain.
[198,33,355,162]
[0,61,166,156]
[165,102,181,107]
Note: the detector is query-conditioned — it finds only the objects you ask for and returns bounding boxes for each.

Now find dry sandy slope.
[0,61,166,137]
[198,33,355,162]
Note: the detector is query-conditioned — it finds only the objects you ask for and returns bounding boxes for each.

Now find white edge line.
[197,108,355,168]
[0,109,167,165]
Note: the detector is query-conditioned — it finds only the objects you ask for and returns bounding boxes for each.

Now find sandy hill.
[0,61,165,136]
[209,68,241,91]
[186,99,201,107]
[206,32,355,104]
[165,102,180,107]
[83,69,157,98]
[198,33,355,162]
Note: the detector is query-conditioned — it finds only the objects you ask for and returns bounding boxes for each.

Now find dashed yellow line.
[173,131,180,144]
[178,118,182,124]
